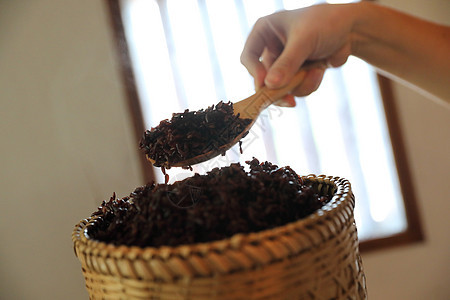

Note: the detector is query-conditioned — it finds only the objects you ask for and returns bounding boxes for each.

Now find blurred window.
[109,0,423,250]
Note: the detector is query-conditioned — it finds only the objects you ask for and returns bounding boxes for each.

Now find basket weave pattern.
[73,175,367,299]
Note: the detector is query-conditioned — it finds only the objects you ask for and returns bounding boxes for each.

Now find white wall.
[0,0,448,299]
[0,1,142,299]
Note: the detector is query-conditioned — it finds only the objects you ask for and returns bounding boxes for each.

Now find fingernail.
[276,101,295,107]
[274,95,296,107]
[266,69,284,87]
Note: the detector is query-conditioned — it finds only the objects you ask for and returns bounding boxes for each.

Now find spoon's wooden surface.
[148,61,326,168]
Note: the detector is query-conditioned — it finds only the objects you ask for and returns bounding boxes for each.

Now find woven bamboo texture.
[73,175,367,299]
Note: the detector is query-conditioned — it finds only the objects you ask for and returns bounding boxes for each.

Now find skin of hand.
[240,2,450,104]
[241,4,355,106]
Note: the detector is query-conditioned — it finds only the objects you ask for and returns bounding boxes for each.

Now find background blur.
[0,0,448,299]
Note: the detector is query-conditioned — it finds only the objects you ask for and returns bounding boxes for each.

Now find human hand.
[240,4,356,106]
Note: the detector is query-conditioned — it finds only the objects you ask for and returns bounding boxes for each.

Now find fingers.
[241,7,342,99]
[254,48,280,90]
[242,55,266,92]
[291,67,325,96]
[240,28,266,89]
[264,26,313,89]
[326,43,351,68]
[241,19,279,88]
[260,47,278,71]
[272,67,326,107]
[241,15,288,90]
[274,95,296,107]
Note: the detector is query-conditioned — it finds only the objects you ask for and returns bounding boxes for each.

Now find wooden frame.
[357,75,424,252]
[105,0,424,253]
[106,0,155,184]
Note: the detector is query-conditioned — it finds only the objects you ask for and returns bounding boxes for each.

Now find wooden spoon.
[148,60,326,168]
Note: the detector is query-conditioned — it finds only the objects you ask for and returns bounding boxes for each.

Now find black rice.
[139,101,252,168]
[88,158,331,248]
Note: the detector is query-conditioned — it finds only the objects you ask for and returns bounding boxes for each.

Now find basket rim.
[72,174,354,260]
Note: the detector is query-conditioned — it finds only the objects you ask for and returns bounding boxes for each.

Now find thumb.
[264,26,311,89]
[264,41,309,89]
[264,58,292,89]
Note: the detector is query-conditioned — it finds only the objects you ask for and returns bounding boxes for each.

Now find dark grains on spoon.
[139,101,252,169]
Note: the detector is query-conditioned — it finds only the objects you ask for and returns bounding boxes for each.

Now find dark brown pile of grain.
[88,158,330,248]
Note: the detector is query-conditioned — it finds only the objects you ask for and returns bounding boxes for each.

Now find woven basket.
[73,175,367,299]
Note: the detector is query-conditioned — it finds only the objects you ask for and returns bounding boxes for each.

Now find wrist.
[348,1,375,59]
